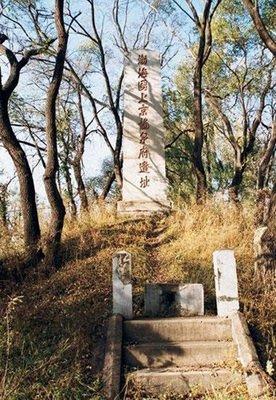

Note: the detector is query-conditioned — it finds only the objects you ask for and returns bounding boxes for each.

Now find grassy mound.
[0,201,274,399]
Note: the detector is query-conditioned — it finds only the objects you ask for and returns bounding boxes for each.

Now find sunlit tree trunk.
[43,0,67,267]
[0,97,41,261]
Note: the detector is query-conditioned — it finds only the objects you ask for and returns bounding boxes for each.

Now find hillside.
[0,201,274,399]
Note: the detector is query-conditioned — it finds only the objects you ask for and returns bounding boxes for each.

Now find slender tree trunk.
[0,99,41,256]
[255,120,276,225]
[113,156,123,190]
[204,131,212,188]
[72,162,89,212]
[257,119,276,190]
[72,88,89,212]
[0,185,8,228]
[64,164,77,217]
[99,171,116,200]
[193,41,208,202]
[254,183,276,276]
[229,168,243,203]
[43,0,67,267]
[229,146,246,203]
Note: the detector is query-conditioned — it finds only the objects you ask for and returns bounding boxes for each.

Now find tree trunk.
[257,119,276,190]
[0,99,41,256]
[43,0,67,268]
[255,120,275,225]
[242,0,276,57]
[193,41,208,202]
[73,162,89,212]
[64,164,77,217]
[229,163,244,203]
[0,185,8,228]
[193,13,211,203]
[254,183,276,276]
[99,171,116,200]
[113,154,123,190]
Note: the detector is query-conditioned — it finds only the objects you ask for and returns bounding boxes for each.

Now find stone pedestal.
[144,283,204,317]
[213,250,239,316]
[112,251,132,319]
[118,50,170,215]
[176,284,204,316]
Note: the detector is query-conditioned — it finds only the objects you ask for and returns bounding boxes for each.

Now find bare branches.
[205,61,274,200]
[258,118,276,189]
[205,90,239,153]
[113,0,129,54]
[1,12,33,42]
[116,69,124,112]
[66,59,114,153]
[0,38,55,99]
[184,0,201,29]
[165,128,194,149]
[171,0,195,24]
[242,0,276,56]
[18,140,46,152]
[133,11,151,49]
[250,67,273,139]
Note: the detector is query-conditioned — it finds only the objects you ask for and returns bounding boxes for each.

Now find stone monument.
[213,250,240,316]
[117,50,170,215]
[112,251,133,319]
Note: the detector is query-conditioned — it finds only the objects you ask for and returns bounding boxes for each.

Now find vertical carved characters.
[137,54,151,189]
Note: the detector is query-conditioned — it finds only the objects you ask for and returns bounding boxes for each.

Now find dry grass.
[0,222,24,262]
[0,200,274,399]
[157,201,275,373]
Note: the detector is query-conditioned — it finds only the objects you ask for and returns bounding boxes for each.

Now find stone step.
[126,368,244,395]
[123,316,232,344]
[124,341,237,368]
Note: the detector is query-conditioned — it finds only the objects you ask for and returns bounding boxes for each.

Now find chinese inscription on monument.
[117,50,170,214]
[138,53,150,189]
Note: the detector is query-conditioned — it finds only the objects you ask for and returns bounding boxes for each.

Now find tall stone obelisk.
[117,50,170,215]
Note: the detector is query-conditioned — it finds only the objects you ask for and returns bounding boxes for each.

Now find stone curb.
[231,312,271,398]
[102,314,123,400]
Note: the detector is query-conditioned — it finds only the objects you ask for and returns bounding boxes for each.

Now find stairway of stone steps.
[123,316,246,396]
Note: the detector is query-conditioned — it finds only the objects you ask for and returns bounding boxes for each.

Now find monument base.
[117,200,171,216]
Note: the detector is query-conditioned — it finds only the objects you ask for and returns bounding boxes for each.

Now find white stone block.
[177,284,204,316]
[112,251,132,319]
[144,283,204,317]
[213,250,239,316]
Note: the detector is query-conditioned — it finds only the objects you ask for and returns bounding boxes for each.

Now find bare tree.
[67,0,125,189]
[66,0,176,197]
[205,63,273,202]
[0,33,53,262]
[173,0,222,202]
[57,82,91,213]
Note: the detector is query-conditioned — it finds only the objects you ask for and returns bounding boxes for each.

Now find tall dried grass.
[157,200,275,375]
[0,199,274,399]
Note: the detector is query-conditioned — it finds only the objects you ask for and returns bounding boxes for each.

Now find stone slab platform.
[124,340,237,368]
[128,368,244,395]
[117,200,170,215]
[123,316,233,343]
